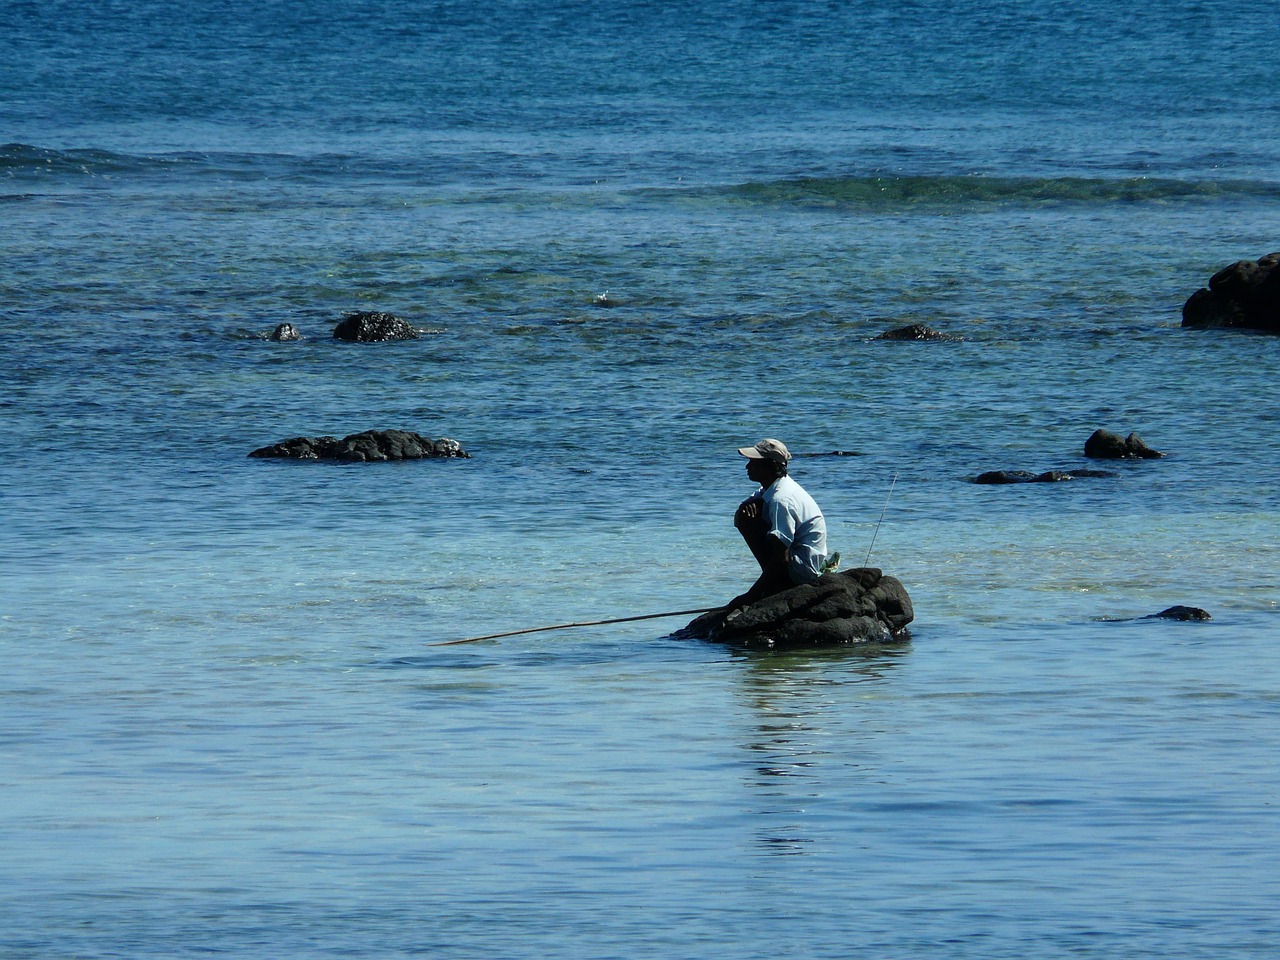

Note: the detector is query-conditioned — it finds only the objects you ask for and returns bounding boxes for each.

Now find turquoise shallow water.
[3,1,1280,956]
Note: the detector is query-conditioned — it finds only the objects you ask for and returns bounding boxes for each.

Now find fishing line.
[863,471,898,567]
[430,607,720,646]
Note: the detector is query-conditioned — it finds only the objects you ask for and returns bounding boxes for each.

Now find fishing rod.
[437,472,900,647]
[863,471,899,567]
[429,606,721,646]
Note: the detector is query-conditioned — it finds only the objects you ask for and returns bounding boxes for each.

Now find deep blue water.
[3,1,1279,957]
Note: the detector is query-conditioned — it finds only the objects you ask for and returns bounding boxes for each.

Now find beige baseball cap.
[737,438,792,464]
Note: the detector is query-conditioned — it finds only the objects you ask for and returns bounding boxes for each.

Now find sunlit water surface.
[3,1,1280,956]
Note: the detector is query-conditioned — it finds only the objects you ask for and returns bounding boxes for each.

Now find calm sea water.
[3,1,1279,957]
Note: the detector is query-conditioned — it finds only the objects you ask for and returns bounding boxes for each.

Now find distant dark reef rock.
[875,323,954,341]
[250,429,469,462]
[269,323,301,341]
[1084,429,1164,460]
[971,469,1114,484]
[1147,605,1211,622]
[973,428,1164,482]
[1182,252,1280,333]
[333,311,420,342]
[680,567,913,649]
[1100,605,1212,623]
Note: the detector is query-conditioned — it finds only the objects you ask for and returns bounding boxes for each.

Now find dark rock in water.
[679,568,913,649]
[1145,605,1212,622]
[1182,252,1280,333]
[269,323,301,342]
[875,323,952,341]
[333,311,420,342]
[593,292,618,308]
[973,470,1038,484]
[972,469,1114,484]
[1084,429,1164,460]
[249,429,469,462]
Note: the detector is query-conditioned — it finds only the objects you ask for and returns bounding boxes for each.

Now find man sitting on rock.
[729,438,829,611]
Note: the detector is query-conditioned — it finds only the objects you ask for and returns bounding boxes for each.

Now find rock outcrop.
[875,323,952,341]
[1182,253,1280,333]
[249,429,469,462]
[1145,605,1211,622]
[269,323,301,341]
[1084,429,1163,460]
[972,469,1114,484]
[679,567,913,649]
[332,311,420,342]
[1101,605,1212,623]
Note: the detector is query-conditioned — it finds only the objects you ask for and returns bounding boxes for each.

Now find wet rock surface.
[972,469,1114,484]
[249,429,469,462]
[679,567,913,649]
[332,311,420,342]
[269,323,301,341]
[1145,605,1212,622]
[1182,252,1280,333]
[1100,605,1213,623]
[1084,429,1164,459]
[875,323,953,341]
